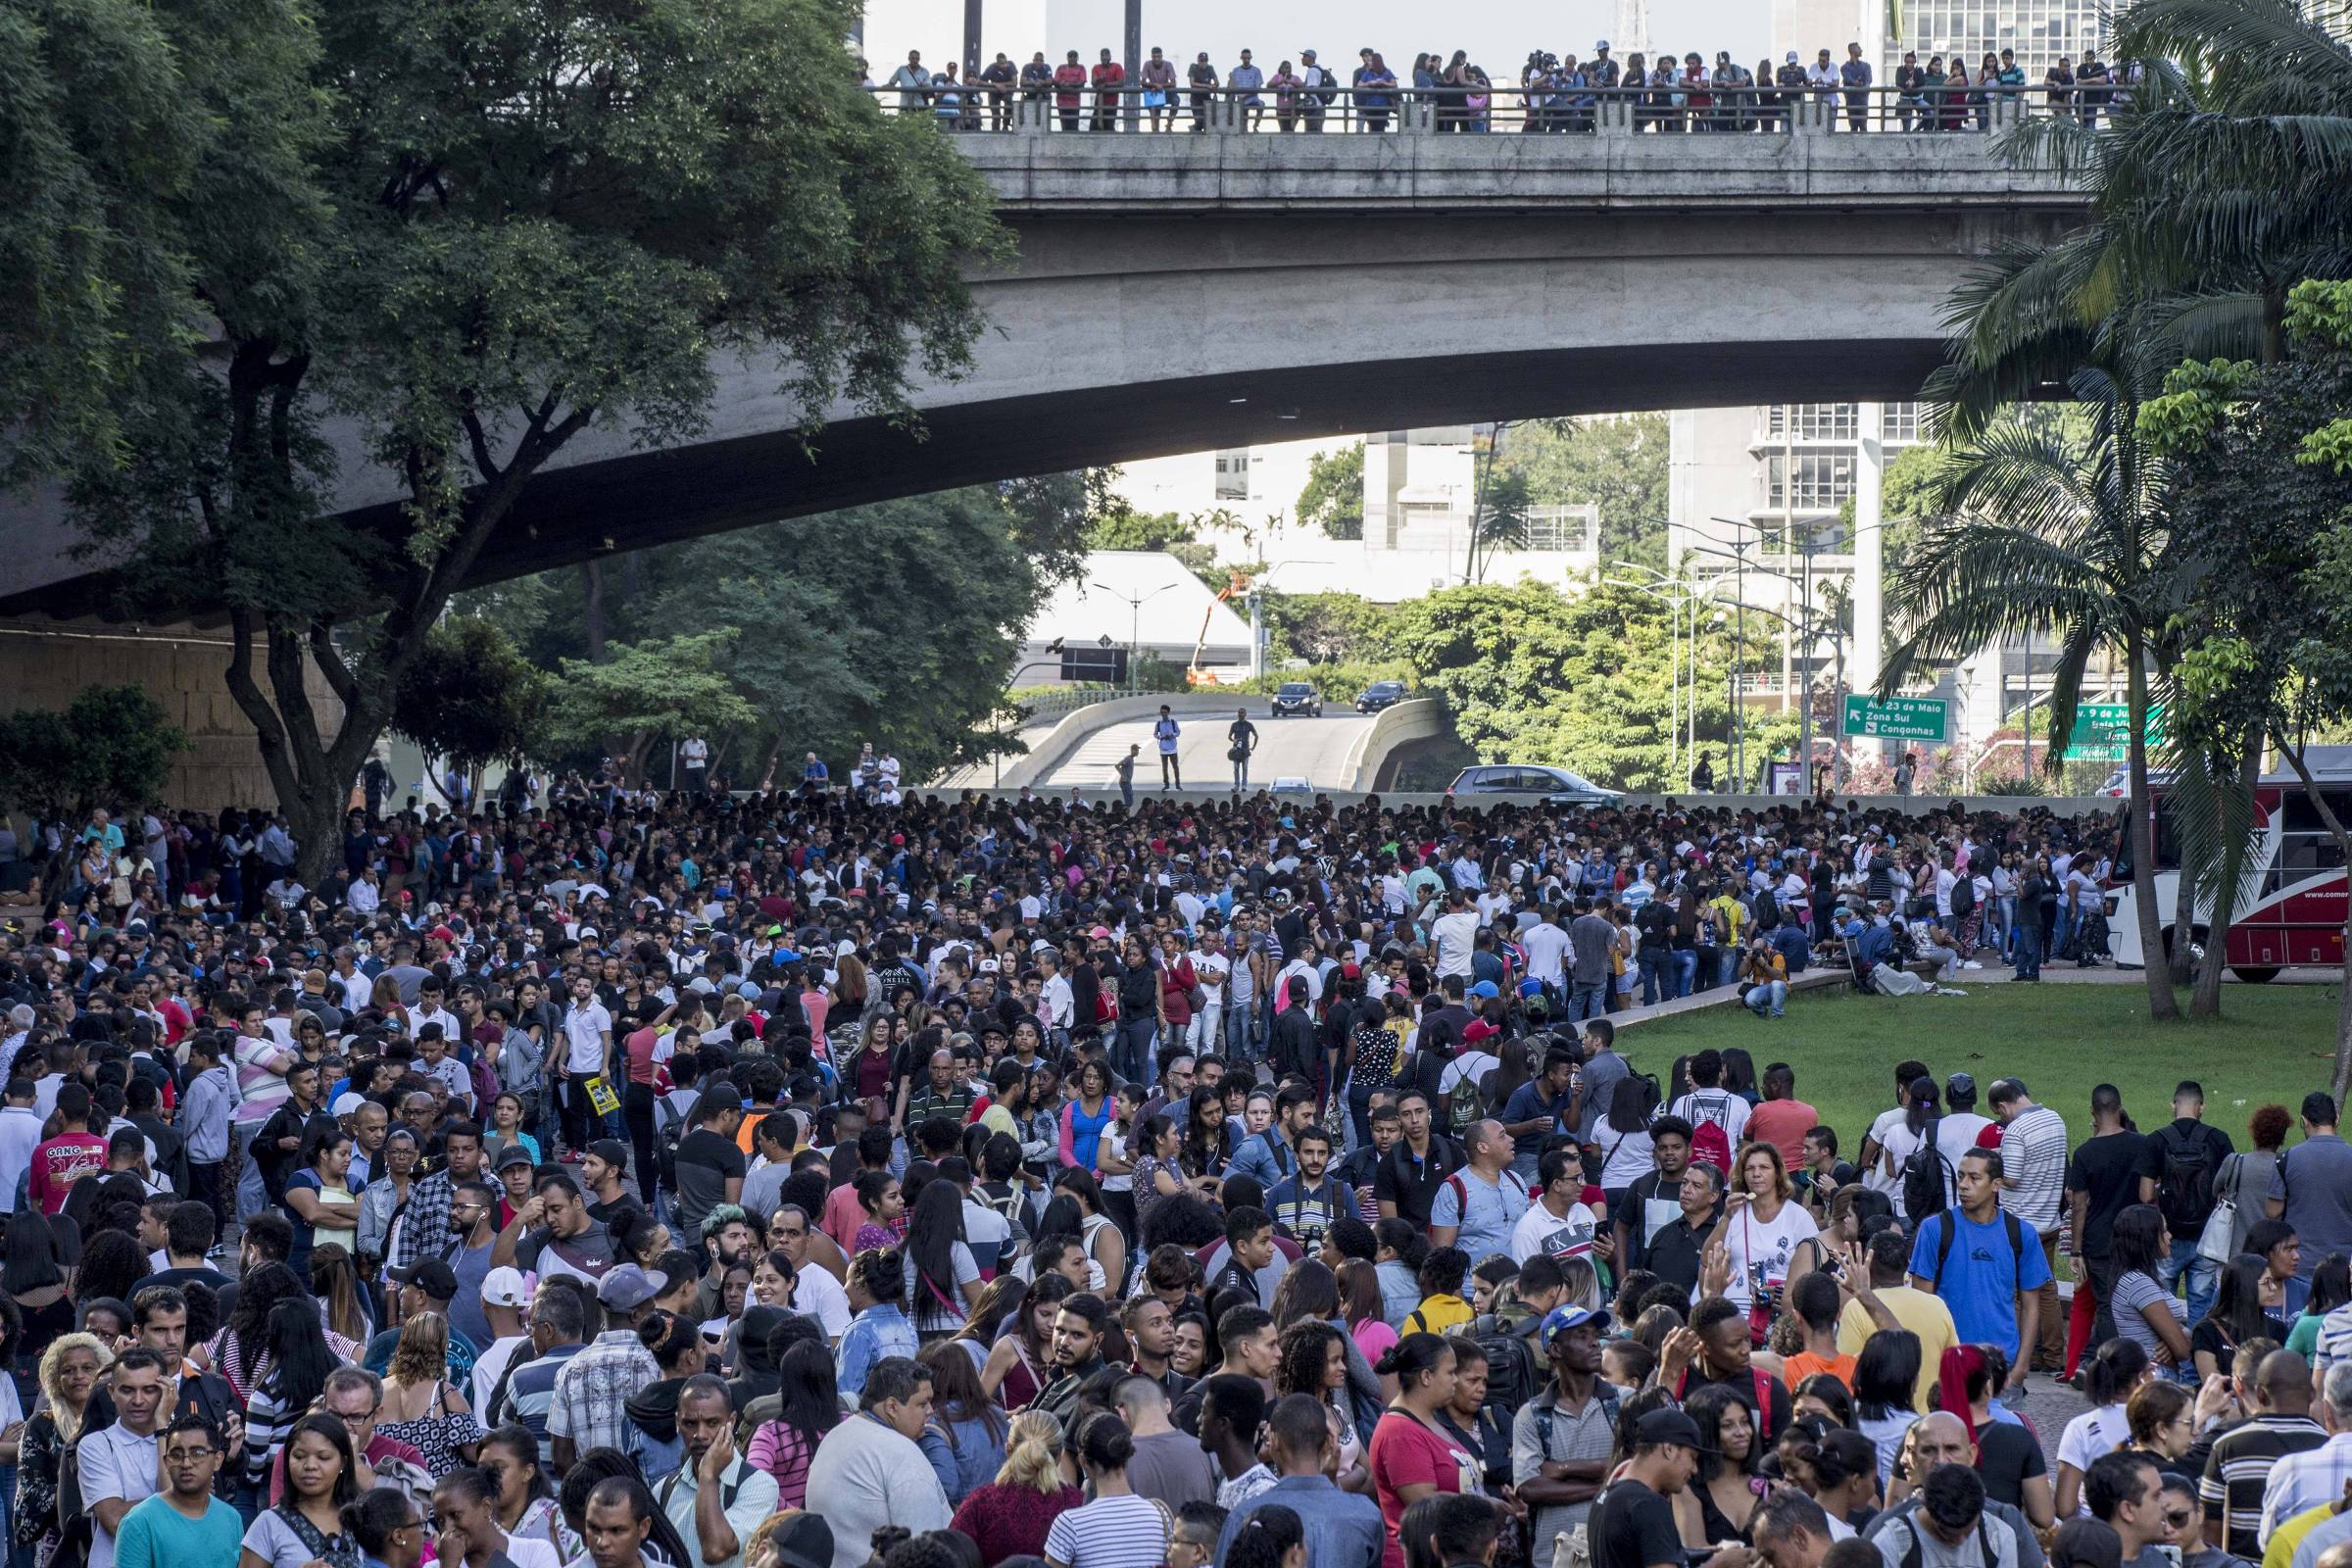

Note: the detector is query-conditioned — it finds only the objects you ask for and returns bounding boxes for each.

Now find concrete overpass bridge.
[0,100,2082,612]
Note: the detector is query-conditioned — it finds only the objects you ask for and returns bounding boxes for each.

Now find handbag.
[2195,1153,2242,1266]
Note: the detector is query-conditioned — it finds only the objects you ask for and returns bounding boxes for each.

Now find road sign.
[2063,702,2166,762]
[1840,694,1951,743]
[1062,647,1127,684]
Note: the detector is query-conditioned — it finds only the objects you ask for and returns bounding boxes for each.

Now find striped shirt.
[2201,1414,2326,1557]
[1999,1104,2070,1232]
[1043,1494,1172,1568]
[2314,1306,2352,1372]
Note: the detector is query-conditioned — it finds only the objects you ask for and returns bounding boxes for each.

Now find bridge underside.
[1,200,2069,612]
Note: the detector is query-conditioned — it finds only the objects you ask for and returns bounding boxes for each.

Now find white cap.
[331,1092,368,1117]
[481,1266,533,1308]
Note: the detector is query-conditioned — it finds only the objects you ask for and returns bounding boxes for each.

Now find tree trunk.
[583,560,608,662]
[2192,733,2262,1018]
[2126,632,2180,1020]
[2167,802,2200,989]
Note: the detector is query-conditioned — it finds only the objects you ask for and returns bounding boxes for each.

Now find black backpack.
[2154,1125,2221,1233]
[654,1097,686,1192]
[1475,1323,1542,1421]
[1750,884,1780,931]
[1900,1117,1951,1220]
[1949,873,1976,917]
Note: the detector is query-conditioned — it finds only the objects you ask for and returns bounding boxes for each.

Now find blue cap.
[1540,1304,1612,1346]
[1468,980,1501,1000]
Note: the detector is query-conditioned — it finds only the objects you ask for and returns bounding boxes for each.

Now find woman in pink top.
[748,1341,842,1508]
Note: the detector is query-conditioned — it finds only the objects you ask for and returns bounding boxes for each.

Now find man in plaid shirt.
[387,1120,484,1271]
[549,1263,666,1467]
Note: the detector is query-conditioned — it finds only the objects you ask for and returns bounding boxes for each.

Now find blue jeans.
[1115,1015,1158,1087]
[2014,925,2042,980]
[1744,979,1788,1017]
[2158,1236,2219,1329]
[1639,952,1671,1006]
[1233,754,1250,790]
[1568,982,1607,1021]
[1672,951,1697,999]
[1718,949,1740,988]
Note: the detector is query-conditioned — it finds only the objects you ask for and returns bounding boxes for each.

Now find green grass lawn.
[1615,980,2347,1150]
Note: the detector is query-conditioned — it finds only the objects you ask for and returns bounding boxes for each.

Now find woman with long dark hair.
[208,1261,359,1399]
[917,1340,1009,1505]
[1278,1321,1367,1491]
[74,1230,149,1313]
[243,1300,342,1490]
[749,1341,842,1508]
[979,1274,1072,1411]
[480,1425,563,1557]
[2195,1253,2287,1382]
[237,1412,361,1568]
[1850,1329,1923,1486]
[904,1180,985,1341]
[1596,1077,1657,1202]
[2107,1204,2192,1371]
[1180,1085,1234,1185]
[1679,1383,1767,1546]
[3,1211,72,1380]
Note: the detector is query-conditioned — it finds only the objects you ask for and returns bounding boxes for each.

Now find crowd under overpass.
[0,106,2082,615]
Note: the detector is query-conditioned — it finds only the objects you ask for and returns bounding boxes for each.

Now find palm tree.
[1882,374,2180,1019]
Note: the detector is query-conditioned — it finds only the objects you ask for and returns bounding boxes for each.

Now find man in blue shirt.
[1499,1050,1578,1183]
[1431,1120,1532,1275]
[1216,1394,1386,1568]
[1905,1147,2049,1384]
[1231,1084,1317,1193]
[111,1413,242,1568]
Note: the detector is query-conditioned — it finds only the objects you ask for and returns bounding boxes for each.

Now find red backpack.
[1683,1091,1738,1176]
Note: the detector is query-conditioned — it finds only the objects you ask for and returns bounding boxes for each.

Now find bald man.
[1861,1414,2049,1568]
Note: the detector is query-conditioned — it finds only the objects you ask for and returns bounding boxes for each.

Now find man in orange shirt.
[1776,1272,1856,1393]
[1744,1064,1821,1170]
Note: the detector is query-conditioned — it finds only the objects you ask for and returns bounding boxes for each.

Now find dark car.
[1271,681,1323,717]
[1354,680,1407,713]
[1446,763,1622,808]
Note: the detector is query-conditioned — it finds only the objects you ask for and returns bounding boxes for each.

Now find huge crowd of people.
[858,41,2133,133]
[0,773,2338,1568]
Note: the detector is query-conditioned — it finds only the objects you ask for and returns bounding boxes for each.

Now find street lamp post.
[1090,580,1176,696]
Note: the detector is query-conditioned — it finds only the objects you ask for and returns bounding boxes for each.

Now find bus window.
[2114,803,2181,880]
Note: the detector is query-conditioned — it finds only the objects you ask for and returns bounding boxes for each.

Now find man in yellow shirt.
[1835,1229,1957,1412]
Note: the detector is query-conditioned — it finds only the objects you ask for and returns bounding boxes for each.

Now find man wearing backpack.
[1905,1149,2049,1389]
[1511,1303,1626,1553]
[1430,1120,1532,1278]
[1667,1050,1750,1174]
[2138,1080,2235,1329]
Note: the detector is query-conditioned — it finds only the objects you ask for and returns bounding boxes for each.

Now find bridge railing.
[859,81,2108,136]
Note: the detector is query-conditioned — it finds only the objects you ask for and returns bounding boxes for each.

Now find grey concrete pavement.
[1042,710,1375,791]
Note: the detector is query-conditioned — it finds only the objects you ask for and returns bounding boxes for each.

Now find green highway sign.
[2064,702,2166,762]
[1841,694,1951,743]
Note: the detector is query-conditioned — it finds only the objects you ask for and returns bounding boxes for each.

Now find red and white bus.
[2107,749,2352,980]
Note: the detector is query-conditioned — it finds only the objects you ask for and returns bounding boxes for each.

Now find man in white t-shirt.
[560,975,613,1154]
[770,1205,851,1343]
[1667,1051,1751,1150]
[1860,1060,1930,1201]
[678,735,710,793]
[1511,1149,1600,1264]
[1186,933,1231,1054]
[1153,706,1183,790]
[1431,890,1481,979]
[1522,906,1572,1003]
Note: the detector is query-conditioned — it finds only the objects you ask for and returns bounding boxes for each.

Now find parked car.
[1270,776,1314,795]
[1446,763,1622,808]
[1271,682,1323,717]
[1354,680,1407,713]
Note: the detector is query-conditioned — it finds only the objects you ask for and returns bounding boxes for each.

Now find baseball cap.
[330,1092,368,1116]
[480,1267,532,1309]
[598,1263,669,1313]
[1634,1408,1713,1452]
[1593,37,1610,48]
[1787,50,1799,62]
[1468,980,1500,1000]
[1540,1304,1612,1346]
[495,1142,536,1171]
[588,1138,630,1171]
[768,1514,837,1568]
[389,1259,460,1299]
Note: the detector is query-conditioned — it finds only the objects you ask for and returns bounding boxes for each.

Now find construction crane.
[1186,569,1251,686]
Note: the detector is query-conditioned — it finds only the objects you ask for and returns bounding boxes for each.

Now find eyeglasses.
[164,1446,218,1462]
[2164,1511,2194,1528]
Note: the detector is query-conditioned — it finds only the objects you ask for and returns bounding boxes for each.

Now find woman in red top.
[1156,932,1196,1052]
[980,1274,1075,1412]
[1365,1334,1482,1568]
[952,1411,1082,1564]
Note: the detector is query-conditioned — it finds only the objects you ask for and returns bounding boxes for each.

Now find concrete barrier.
[990,692,1250,792]
[932,784,2121,815]
[1341,699,1447,792]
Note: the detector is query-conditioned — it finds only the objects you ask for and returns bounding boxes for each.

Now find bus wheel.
[2161,925,2208,964]
[2230,966,2280,984]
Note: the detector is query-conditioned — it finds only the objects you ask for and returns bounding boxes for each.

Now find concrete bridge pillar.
[1013,96,1051,133]
[1792,97,1832,135]
[1398,100,1436,133]
[1595,96,1634,137]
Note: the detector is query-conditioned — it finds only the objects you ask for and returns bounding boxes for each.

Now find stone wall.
[0,614,344,814]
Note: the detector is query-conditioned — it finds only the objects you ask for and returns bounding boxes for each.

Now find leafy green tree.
[545,632,759,786]
[0,687,190,819]
[1084,508,1191,552]
[391,618,548,793]
[2143,279,2352,1081]
[1264,594,1404,666]
[10,0,1002,884]
[1296,444,1365,540]
[1494,415,1670,566]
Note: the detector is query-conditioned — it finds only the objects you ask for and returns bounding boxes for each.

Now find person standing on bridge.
[1092,48,1125,131]
[1154,707,1183,792]
[1116,746,1140,808]
[1839,42,1873,130]
[1228,710,1259,793]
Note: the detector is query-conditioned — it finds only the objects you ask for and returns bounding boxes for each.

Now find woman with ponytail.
[951,1411,1083,1563]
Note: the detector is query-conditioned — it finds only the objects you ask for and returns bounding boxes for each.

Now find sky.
[858,0,1786,83]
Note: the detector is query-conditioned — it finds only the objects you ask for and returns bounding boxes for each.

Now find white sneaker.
[1963,960,1984,969]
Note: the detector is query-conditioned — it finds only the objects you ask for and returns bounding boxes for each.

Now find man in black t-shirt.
[672,1075,747,1237]
[2065,1083,2150,1352]
[1591,1408,1747,1568]
[1373,1088,1463,1229]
